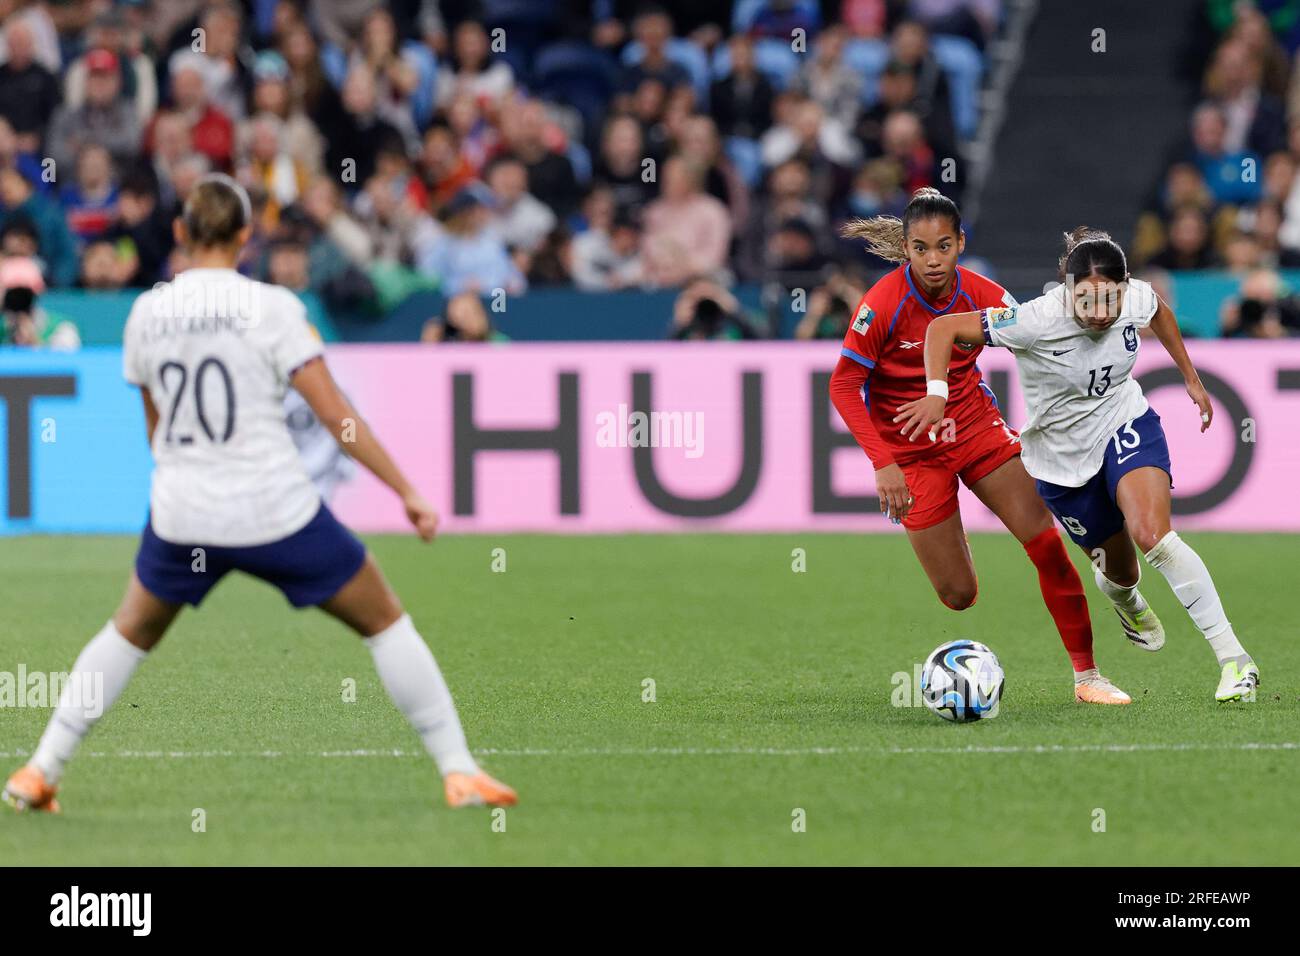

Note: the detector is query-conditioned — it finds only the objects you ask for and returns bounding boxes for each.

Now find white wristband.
[926,379,949,400]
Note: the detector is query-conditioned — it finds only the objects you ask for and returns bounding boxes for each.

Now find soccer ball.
[921,639,1005,722]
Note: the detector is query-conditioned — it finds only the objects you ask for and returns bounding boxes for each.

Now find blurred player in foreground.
[4,175,516,813]
[831,189,1130,704]
[900,228,1258,702]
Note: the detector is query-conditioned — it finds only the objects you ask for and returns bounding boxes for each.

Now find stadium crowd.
[1141,0,1300,337]
[0,0,1000,346]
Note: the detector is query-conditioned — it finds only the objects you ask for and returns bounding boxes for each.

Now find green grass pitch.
[1,531,1296,865]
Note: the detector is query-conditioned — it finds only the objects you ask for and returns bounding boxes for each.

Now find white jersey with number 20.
[123,268,324,547]
[982,277,1160,488]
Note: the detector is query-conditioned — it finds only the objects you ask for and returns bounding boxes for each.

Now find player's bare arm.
[892,310,985,442]
[290,356,439,542]
[1149,297,1213,432]
[139,387,160,445]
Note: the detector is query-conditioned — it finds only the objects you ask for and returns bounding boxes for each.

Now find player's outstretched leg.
[968,459,1130,704]
[3,575,179,813]
[320,555,517,807]
[1118,468,1258,702]
[1090,529,1165,652]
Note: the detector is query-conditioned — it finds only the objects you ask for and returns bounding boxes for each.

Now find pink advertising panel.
[326,341,1300,533]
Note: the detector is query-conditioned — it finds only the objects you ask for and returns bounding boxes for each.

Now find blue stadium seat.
[725,136,763,188]
[843,38,889,105]
[532,42,618,143]
[930,34,985,140]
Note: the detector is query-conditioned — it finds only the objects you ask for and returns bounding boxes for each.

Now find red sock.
[1023,527,1095,672]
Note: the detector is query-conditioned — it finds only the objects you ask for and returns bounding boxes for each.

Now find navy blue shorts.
[135,503,367,608]
[1034,407,1173,550]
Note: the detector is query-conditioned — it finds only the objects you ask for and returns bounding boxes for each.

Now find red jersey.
[830,263,1015,469]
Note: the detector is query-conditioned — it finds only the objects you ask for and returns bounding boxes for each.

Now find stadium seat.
[844,38,889,105]
[532,42,619,144]
[930,34,985,140]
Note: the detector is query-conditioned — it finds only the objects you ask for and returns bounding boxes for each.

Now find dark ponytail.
[841,187,962,263]
[1058,226,1127,283]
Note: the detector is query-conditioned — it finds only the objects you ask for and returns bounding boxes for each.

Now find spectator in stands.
[760,216,835,325]
[0,255,78,348]
[436,20,514,110]
[642,155,732,286]
[237,112,308,231]
[881,109,937,195]
[499,99,581,219]
[525,226,573,287]
[0,168,76,286]
[249,51,324,174]
[1222,229,1264,273]
[327,64,408,191]
[669,277,765,339]
[1241,197,1300,267]
[353,7,435,129]
[1134,162,1230,265]
[1205,38,1286,156]
[485,156,556,256]
[572,196,644,291]
[794,26,863,133]
[419,120,477,215]
[1148,205,1220,271]
[760,94,858,204]
[676,114,749,228]
[60,144,119,245]
[300,174,373,270]
[743,0,822,40]
[595,115,656,212]
[860,60,957,168]
[279,21,349,163]
[710,34,774,141]
[1222,268,1300,337]
[60,8,157,126]
[1186,102,1262,205]
[418,185,525,296]
[79,239,132,290]
[793,267,867,339]
[888,21,955,134]
[47,48,141,176]
[420,290,506,343]
[178,1,251,124]
[102,170,174,287]
[0,115,46,195]
[737,157,830,280]
[156,53,235,172]
[0,18,60,153]
[616,6,692,110]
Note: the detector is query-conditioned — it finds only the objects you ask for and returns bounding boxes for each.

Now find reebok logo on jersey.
[898,340,922,349]
[852,303,875,334]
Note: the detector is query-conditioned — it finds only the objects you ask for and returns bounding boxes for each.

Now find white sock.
[31,621,148,785]
[364,614,478,777]
[1094,566,1147,615]
[1144,531,1249,665]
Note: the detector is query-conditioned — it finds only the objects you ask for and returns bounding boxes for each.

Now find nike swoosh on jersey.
[1116,452,1141,464]
[1052,348,1076,355]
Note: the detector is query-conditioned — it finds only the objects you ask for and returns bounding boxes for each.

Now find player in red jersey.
[829,188,1129,704]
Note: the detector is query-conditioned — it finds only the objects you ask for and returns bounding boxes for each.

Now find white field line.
[0,742,1298,759]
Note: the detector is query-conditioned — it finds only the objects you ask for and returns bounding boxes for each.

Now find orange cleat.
[1074,671,1132,705]
[2,765,61,813]
[444,770,518,808]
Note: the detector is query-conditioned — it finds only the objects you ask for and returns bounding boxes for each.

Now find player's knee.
[939,583,978,611]
[1105,567,1140,589]
[1129,520,1170,556]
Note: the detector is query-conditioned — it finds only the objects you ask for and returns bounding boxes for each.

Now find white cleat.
[1215,661,1259,703]
[1114,599,1165,651]
[1074,670,1133,705]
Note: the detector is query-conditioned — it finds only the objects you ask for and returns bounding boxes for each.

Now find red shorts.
[895,411,1022,531]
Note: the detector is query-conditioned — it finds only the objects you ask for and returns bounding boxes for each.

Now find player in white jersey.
[895,228,1258,703]
[3,175,517,813]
